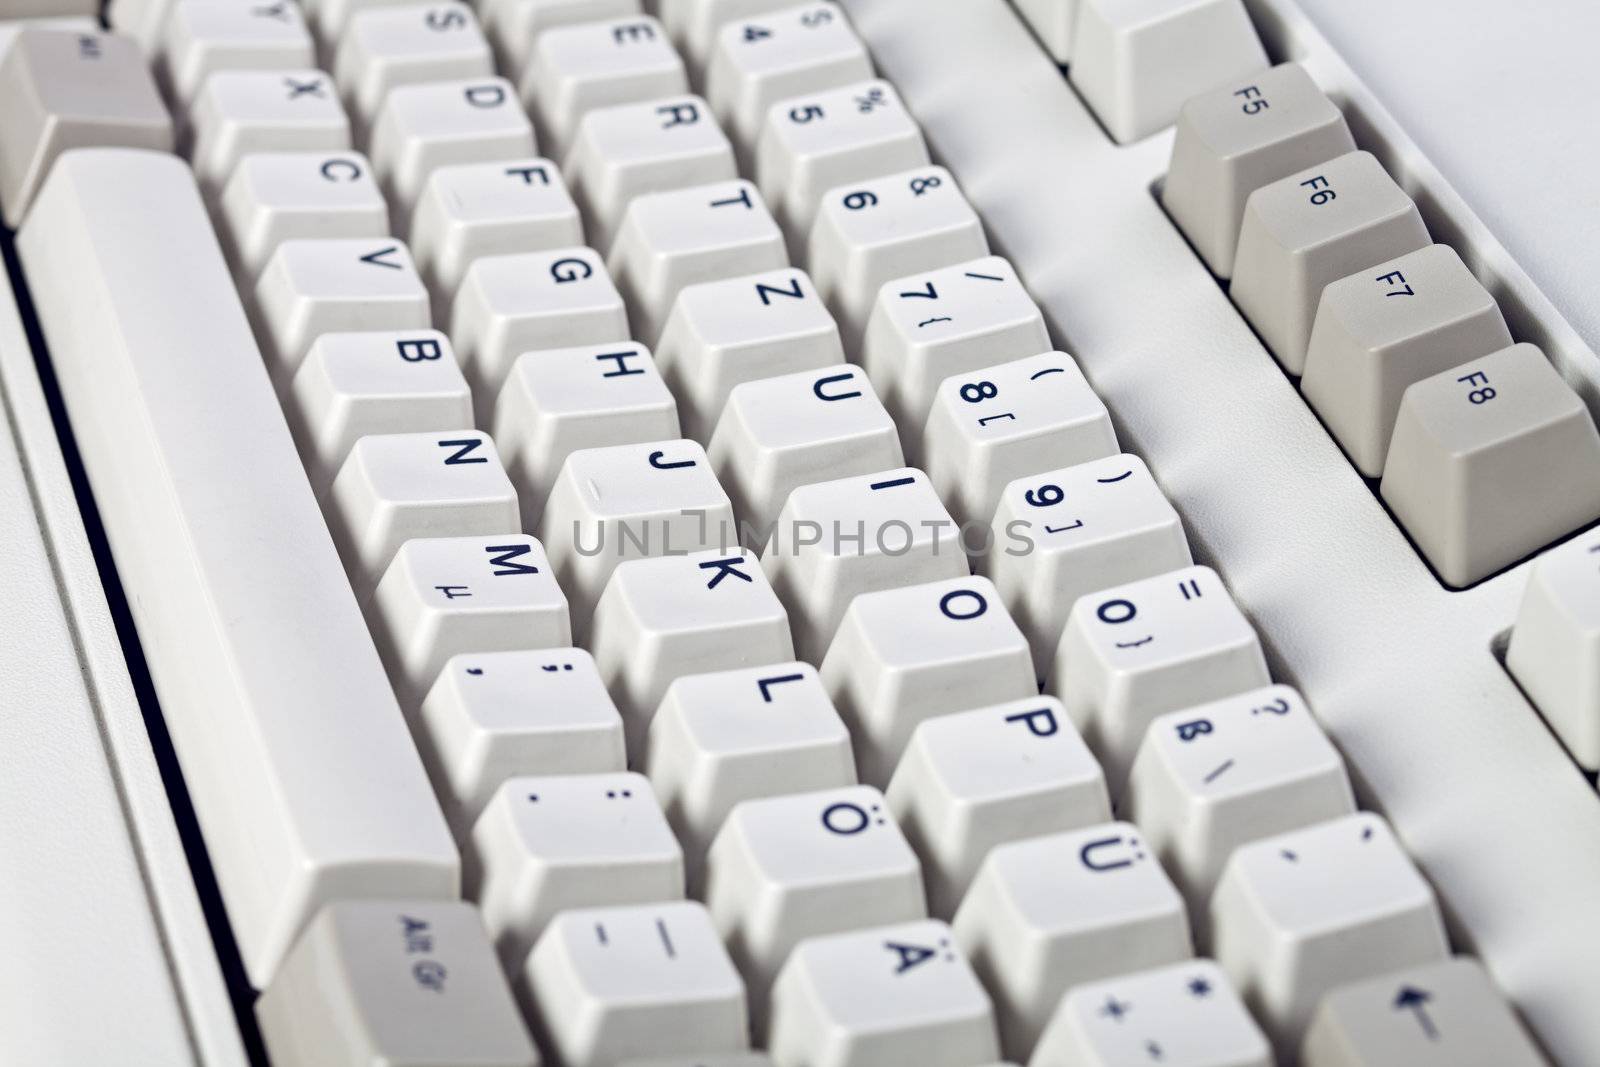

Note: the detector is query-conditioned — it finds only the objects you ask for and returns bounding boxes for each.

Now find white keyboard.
[0,0,1596,1065]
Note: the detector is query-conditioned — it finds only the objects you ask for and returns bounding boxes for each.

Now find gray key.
[1380,343,1600,587]
[1301,244,1512,476]
[256,900,540,1067]
[1231,150,1429,374]
[1301,957,1549,1067]
[0,29,171,226]
[1164,63,1355,278]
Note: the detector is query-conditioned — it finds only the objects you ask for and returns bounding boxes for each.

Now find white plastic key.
[886,697,1111,918]
[1049,565,1270,792]
[256,900,540,1067]
[588,547,796,752]
[0,28,172,226]
[755,78,928,244]
[1010,0,1077,62]
[953,822,1193,1059]
[186,69,350,194]
[1507,531,1600,769]
[409,157,584,305]
[18,149,458,984]
[1230,150,1430,374]
[563,95,737,249]
[1123,685,1356,907]
[494,342,680,529]
[760,467,968,663]
[703,784,925,1001]
[923,352,1118,523]
[539,439,736,625]
[608,179,789,342]
[767,919,1001,1067]
[1069,0,1267,145]
[482,0,641,77]
[705,2,872,147]
[645,662,856,874]
[1029,959,1271,1067]
[654,266,844,442]
[986,454,1191,678]
[289,329,473,490]
[368,76,535,214]
[523,901,750,1067]
[808,165,989,349]
[861,255,1051,429]
[1211,812,1450,1048]
[469,772,684,968]
[522,15,686,152]
[253,237,431,380]
[157,0,314,108]
[707,363,902,540]
[820,575,1036,787]
[451,246,630,417]
[369,534,571,703]
[658,0,798,64]
[327,430,521,588]
[218,151,389,281]
[417,648,626,835]
[335,2,493,126]
[313,0,435,47]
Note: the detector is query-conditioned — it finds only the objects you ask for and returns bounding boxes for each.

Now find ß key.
[217,151,389,282]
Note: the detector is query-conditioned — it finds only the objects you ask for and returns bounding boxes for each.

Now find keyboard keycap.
[218,151,390,281]
[1211,812,1450,1047]
[257,900,538,1067]
[986,454,1191,677]
[253,237,431,379]
[522,901,750,1067]
[523,15,687,152]
[659,0,798,64]
[0,28,171,226]
[705,1,873,147]
[1230,150,1430,373]
[564,94,737,248]
[327,430,521,587]
[755,78,928,242]
[1049,565,1270,792]
[1010,0,1077,63]
[952,822,1193,1058]
[335,2,494,126]
[1123,685,1355,906]
[862,255,1051,429]
[820,576,1036,787]
[766,919,1001,1067]
[157,0,315,108]
[589,548,796,751]
[886,697,1111,918]
[494,342,680,528]
[1162,63,1355,278]
[703,784,925,1000]
[708,363,902,539]
[187,69,350,193]
[645,662,856,876]
[289,328,473,490]
[1029,960,1271,1067]
[760,467,967,663]
[655,266,844,442]
[1301,244,1513,476]
[608,178,788,341]
[1300,957,1550,1067]
[1069,0,1267,145]
[470,772,684,967]
[416,648,626,835]
[1379,342,1600,586]
[369,534,571,703]
[369,76,534,212]
[923,352,1118,524]
[808,165,989,349]
[1507,532,1600,769]
[451,245,630,416]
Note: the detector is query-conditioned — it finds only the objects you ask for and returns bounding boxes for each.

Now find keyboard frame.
[838,0,1600,1063]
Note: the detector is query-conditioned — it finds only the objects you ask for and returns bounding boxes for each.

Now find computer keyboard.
[0,0,1596,1065]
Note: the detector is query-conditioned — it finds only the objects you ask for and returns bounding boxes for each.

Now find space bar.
[17,148,458,986]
